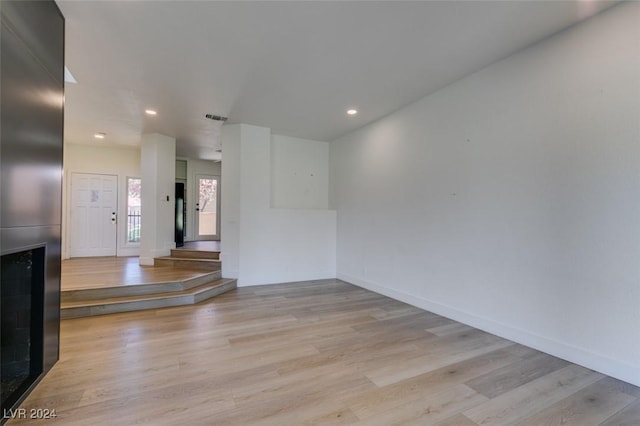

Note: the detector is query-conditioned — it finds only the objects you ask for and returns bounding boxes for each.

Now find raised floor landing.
[61,256,209,291]
[60,242,234,318]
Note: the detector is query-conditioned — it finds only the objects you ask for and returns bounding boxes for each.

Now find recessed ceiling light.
[347,109,358,116]
[145,109,157,116]
[94,132,106,139]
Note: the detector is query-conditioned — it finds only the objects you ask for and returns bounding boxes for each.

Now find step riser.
[154,258,221,271]
[62,279,237,319]
[194,280,237,303]
[171,250,220,260]
[61,270,222,302]
[61,295,191,319]
[62,282,183,302]
[182,271,222,290]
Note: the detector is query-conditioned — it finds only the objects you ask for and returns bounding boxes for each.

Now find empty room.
[1,0,639,425]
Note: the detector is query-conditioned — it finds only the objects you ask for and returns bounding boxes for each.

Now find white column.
[220,124,271,281]
[220,124,242,279]
[139,133,176,265]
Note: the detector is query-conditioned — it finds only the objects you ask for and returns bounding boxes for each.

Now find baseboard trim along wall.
[337,273,640,388]
[138,257,155,266]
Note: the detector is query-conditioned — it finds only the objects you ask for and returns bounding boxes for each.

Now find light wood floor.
[62,241,220,291]
[11,280,640,425]
[61,257,211,291]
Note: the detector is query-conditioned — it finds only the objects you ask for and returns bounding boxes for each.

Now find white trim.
[337,272,640,387]
[194,173,221,241]
[139,256,155,266]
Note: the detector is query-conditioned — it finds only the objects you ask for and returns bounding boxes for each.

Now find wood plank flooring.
[61,257,213,291]
[9,280,639,425]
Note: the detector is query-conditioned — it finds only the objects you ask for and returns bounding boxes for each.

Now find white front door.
[69,173,118,257]
[195,174,220,240]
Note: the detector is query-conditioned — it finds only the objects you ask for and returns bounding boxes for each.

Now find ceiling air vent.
[205,114,228,122]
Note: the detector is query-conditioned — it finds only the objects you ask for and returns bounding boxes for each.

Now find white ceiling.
[57,0,618,160]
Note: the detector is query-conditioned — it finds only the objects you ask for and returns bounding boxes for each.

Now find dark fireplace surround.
[1,247,45,411]
[1,1,64,420]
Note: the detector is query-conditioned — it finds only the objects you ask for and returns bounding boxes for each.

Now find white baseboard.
[338,272,640,388]
[138,257,154,266]
[238,272,336,287]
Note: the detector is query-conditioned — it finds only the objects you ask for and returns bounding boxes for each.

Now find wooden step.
[170,249,220,260]
[154,256,221,271]
[61,278,237,319]
[61,270,222,302]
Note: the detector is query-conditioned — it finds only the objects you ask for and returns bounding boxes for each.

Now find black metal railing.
[127,208,141,243]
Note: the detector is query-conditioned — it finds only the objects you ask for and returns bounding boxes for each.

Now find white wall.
[222,124,336,286]
[220,125,241,279]
[330,3,640,386]
[62,143,141,258]
[271,135,329,209]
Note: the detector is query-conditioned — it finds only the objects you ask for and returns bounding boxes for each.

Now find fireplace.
[1,246,45,412]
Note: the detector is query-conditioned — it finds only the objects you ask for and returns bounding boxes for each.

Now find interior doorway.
[195,174,220,240]
[69,173,118,257]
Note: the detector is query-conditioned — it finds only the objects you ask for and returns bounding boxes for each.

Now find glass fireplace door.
[1,247,45,412]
